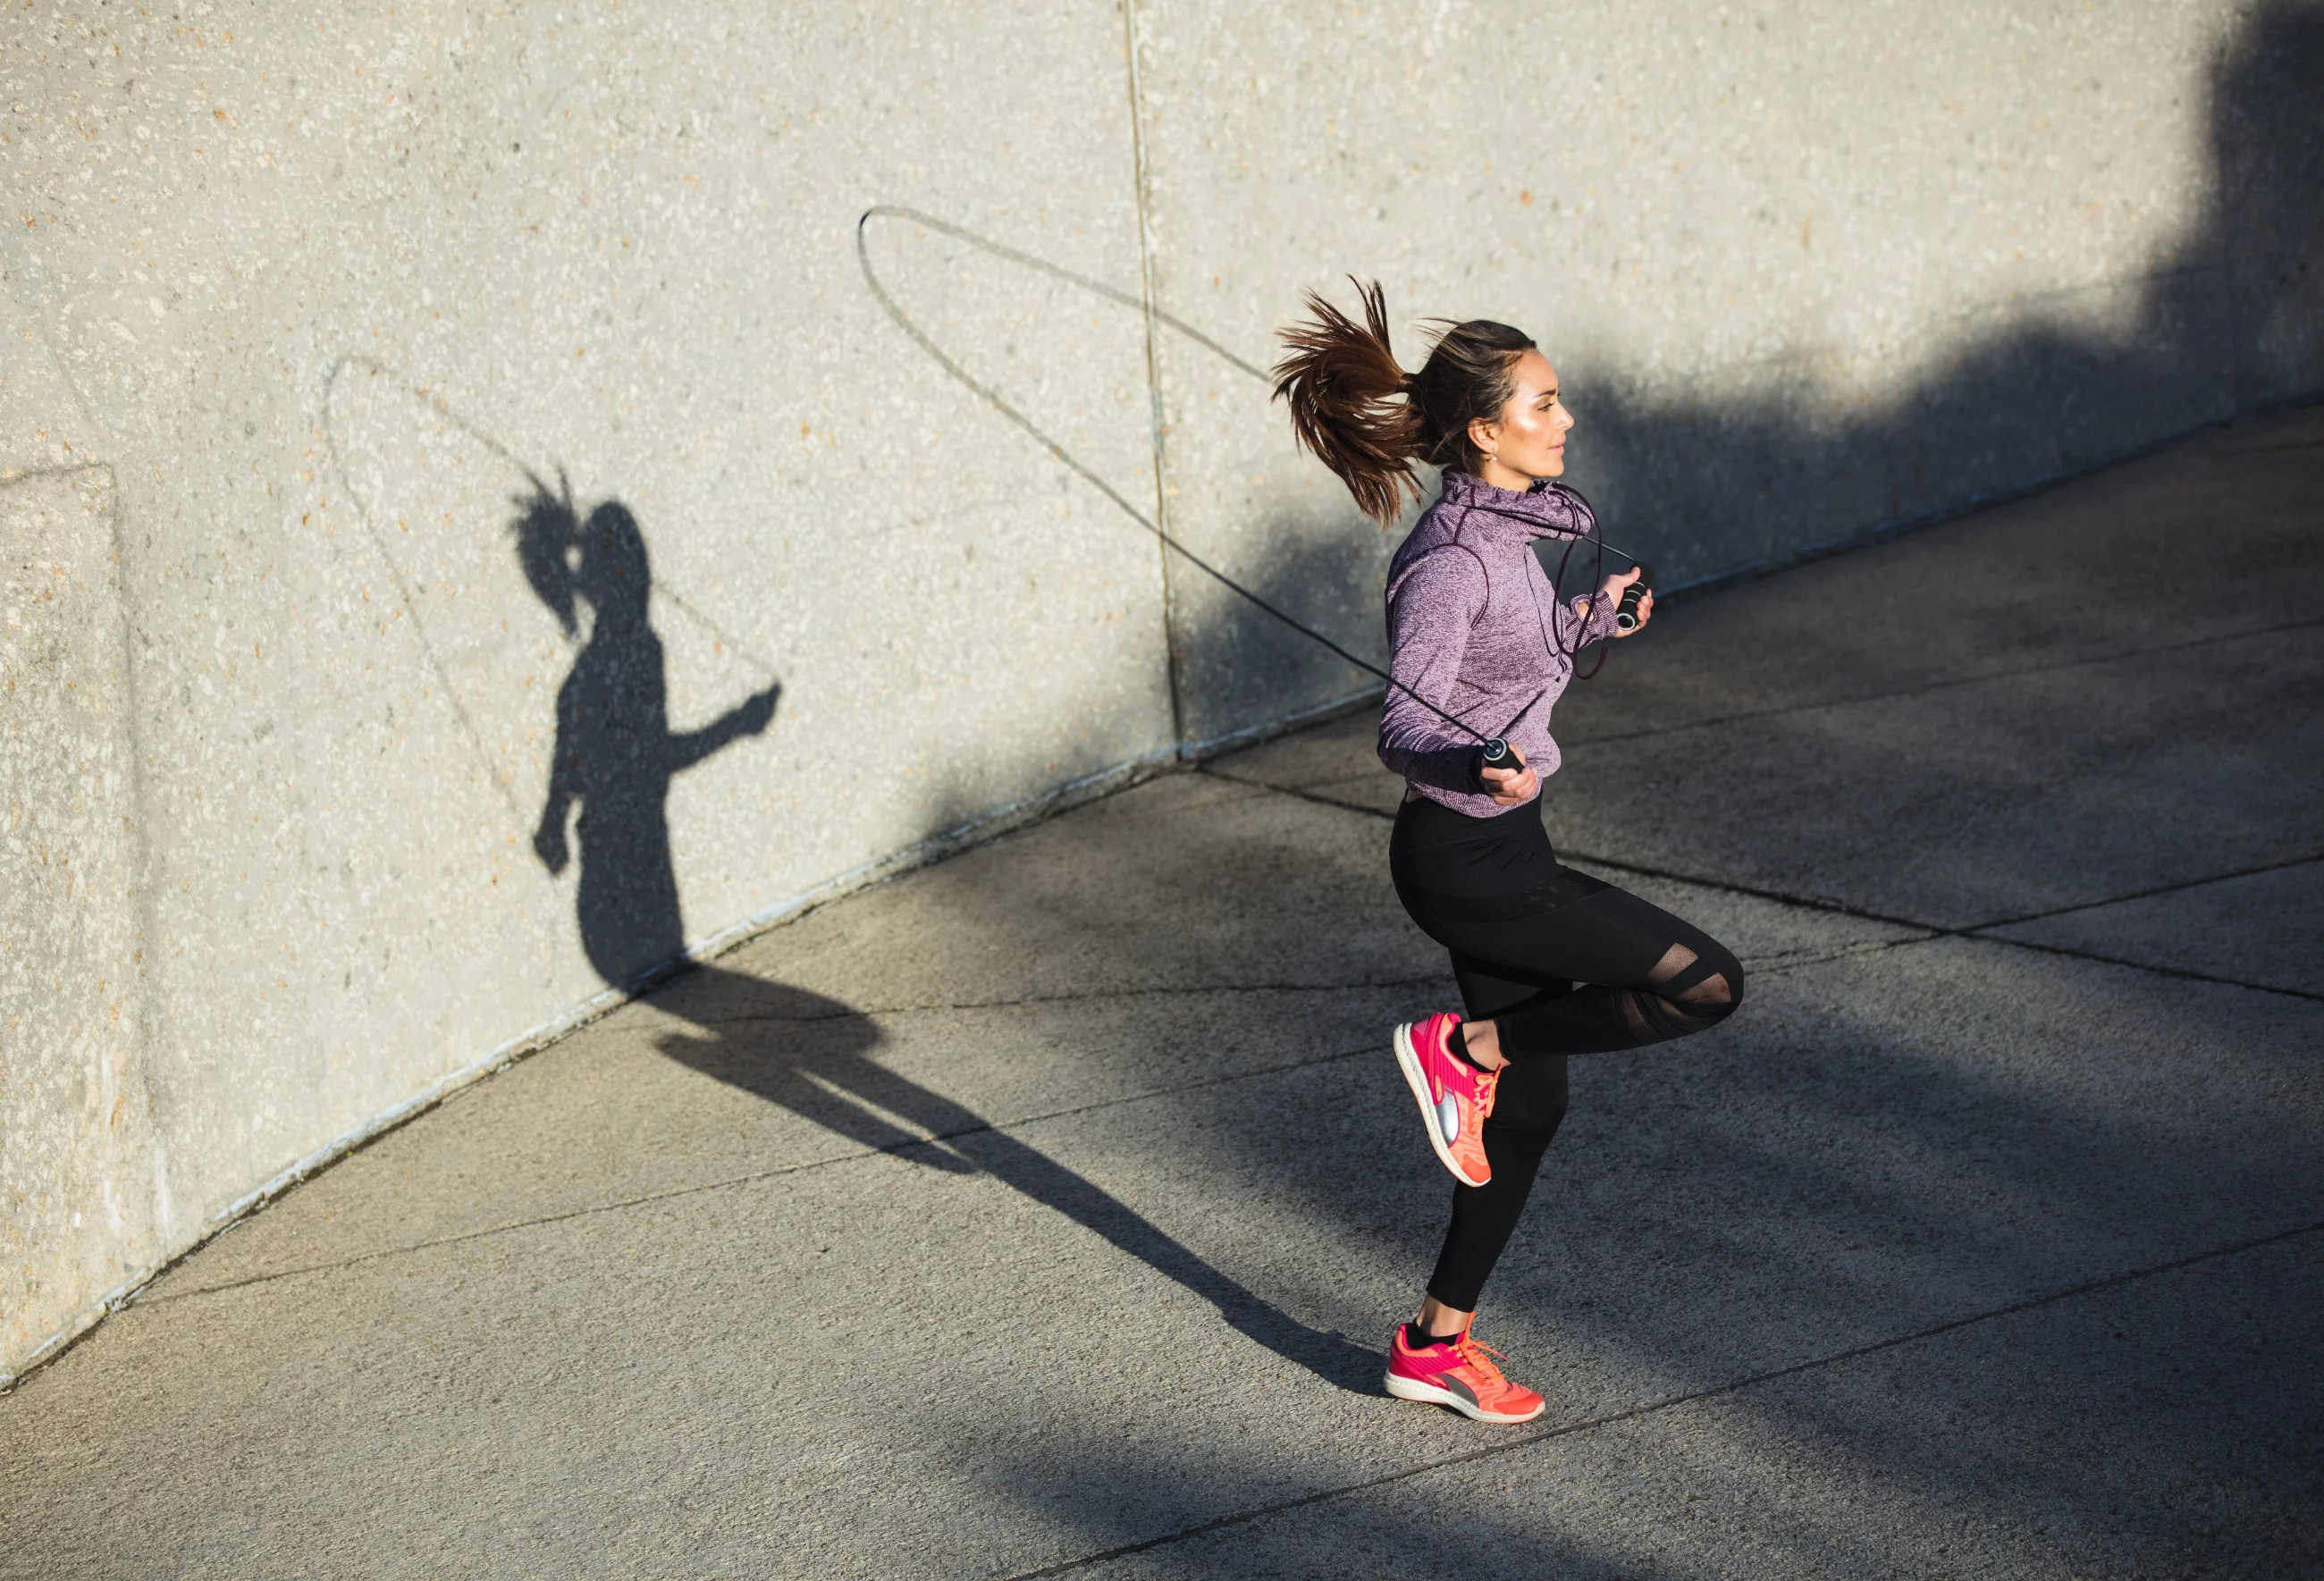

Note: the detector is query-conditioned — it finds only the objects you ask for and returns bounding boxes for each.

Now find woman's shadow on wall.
[512,479,1373,1389]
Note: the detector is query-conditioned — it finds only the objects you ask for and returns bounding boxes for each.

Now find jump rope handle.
[1479,738,1524,780]
[1615,564,1655,634]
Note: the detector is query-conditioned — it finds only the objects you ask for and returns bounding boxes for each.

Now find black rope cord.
[855,209,1646,757]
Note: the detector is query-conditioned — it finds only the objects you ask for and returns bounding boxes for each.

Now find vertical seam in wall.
[98,463,172,1248]
[1,463,169,1385]
[1119,0,1185,752]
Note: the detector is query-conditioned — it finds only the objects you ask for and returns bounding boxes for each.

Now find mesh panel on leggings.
[1454,886,1747,1059]
[1618,941,1738,1043]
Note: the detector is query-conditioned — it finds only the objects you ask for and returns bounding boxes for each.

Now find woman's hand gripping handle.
[1575,566,1654,637]
[1478,739,1538,807]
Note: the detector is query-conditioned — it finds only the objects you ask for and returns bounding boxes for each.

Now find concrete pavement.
[4,404,2320,1578]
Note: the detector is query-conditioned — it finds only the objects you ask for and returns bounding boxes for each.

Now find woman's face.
[1471,349,1573,481]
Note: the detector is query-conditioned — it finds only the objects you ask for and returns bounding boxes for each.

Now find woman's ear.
[1467,413,1499,456]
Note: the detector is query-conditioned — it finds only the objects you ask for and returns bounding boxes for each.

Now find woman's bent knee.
[1643,939,1744,1040]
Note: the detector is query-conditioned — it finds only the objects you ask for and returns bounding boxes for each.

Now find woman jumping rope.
[1275,284,1747,1424]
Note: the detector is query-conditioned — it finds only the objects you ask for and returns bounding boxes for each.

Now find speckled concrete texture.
[0,409,2316,1577]
[3,0,2319,1384]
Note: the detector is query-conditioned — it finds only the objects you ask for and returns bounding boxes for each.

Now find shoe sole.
[1391,1022,1491,1188]
[1384,1369,1545,1425]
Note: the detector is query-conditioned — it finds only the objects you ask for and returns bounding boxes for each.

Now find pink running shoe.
[1392,1013,1497,1187]
[1385,1321,1546,1424]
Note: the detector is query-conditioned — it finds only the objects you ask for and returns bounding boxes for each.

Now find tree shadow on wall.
[512,479,1376,1392]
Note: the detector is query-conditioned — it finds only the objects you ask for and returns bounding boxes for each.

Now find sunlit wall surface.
[4,1,2317,1379]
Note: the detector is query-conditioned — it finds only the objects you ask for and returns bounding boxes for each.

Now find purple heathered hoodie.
[1377,470,1619,817]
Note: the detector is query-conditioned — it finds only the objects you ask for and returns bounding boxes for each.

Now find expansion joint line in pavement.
[1203,769,2324,1004]
[130,1033,1396,1309]
[1004,1215,2324,1580]
[141,924,1870,1306]
[1560,845,2324,1005]
[1557,613,2324,753]
[695,974,1449,1025]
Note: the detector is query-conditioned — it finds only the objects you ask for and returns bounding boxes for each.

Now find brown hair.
[1271,279,1537,525]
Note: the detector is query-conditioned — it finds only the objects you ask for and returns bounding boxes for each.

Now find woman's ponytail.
[1272,279,1424,526]
[1274,280,1537,526]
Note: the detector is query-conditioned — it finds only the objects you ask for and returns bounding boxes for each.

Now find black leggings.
[1389,794,1744,1312]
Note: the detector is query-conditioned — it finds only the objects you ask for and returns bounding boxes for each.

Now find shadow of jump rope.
[319,352,781,827]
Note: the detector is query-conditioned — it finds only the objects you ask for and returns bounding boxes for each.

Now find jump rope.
[855,208,1654,780]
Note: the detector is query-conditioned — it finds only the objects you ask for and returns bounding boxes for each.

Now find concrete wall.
[4,0,2316,1380]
